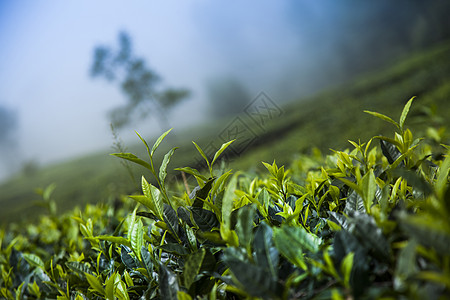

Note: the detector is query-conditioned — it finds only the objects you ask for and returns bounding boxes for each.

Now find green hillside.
[1,40,449,225]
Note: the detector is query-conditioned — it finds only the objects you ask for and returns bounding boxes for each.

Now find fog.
[0,1,449,181]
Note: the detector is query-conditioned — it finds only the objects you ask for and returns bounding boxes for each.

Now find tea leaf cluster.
[1,98,449,299]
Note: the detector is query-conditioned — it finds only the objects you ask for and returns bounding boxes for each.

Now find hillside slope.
[1,41,449,225]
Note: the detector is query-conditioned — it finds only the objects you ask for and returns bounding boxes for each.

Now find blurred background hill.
[1,1,450,223]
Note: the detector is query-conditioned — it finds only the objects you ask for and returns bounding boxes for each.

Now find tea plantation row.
[1,99,449,299]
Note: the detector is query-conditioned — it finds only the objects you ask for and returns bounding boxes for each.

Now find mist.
[0,0,449,181]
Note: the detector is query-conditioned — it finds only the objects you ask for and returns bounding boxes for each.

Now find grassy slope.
[1,41,449,225]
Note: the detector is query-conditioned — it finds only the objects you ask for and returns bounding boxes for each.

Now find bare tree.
[91,32,189,129]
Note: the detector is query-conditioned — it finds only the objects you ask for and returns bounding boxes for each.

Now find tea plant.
[1,97,449,299]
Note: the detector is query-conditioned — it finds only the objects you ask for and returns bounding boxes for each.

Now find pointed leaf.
[22,253,45,269]
[364,110,399,129]
[84,273,105,296]
[236,205,255,249]
[340,252,354,289]
[121,245,138,269]
[398,211,450,256]
[105,272,116,300]
[174,167,208,181]
[163,204,180,239]
[273,225,321,269]
[399,96,415,132]
[151,128,173,157]
[222,174,238,232]
[344,190,365,215]
[159,264,179,300]
[158,243,189,256]
[141,176,164,220]
[360,170,376,213]
[211,140,235,166]
[222,247,279,298]
[183,249,206,289]
[141,246,154,276]
[192,141,210,167]
[436,151,450,200]
[253,223,278,279]
[111,153,151,170]
[129,218,144,260]
[191,207,220,231]
[159,147,178,185]
[328,212,349,230]
[94,235,131,247]
[191,178,215,208]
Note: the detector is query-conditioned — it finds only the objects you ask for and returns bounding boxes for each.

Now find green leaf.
[328,212,349,230]
[398,211,450,256]
[151,128,173,157]
[159,264,179,300]
[159,147,178,185]
[340,252,354,289]
[344,191,365,215]
[273,225,321,269]
[392,168,432,196]
[192,141,210,168]
[163,204,180,239]
[158,243,190,256]
[183,249,206,289]
[364,110,399,130]
[210,170,232,198]
[129,217,144,260]
[349,214,390,261]
[22,253,44,269]
[114,274,130,300]
[211,140,235,166]
[417,271,450,289]
[66,261,93,276]
[253,223,278,279]
[141,176,164,220]
[111,153,152,170]
[399,96,415,132]
[141,246,154,276]
[338,177,361,195]
[222,247,279,298]
[360,170,376,213]
[394,239,417,290]
[120,245,138,269]
[93,235,131,247]
[222,174,238,232]
[236,205,255,250]
[174,167,208,181]
[85,273,105,296]
[191,207,220,231]
[436,152,450,201]
[105,272,116,300]
[29,281,41,298]
[191,178,215,208]
[177,291,193,300]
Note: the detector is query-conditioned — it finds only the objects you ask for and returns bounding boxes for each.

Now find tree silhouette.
[0,104,17,146]
[91,32,189,129]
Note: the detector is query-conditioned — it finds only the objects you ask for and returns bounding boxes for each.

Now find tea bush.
[1,98,449,299]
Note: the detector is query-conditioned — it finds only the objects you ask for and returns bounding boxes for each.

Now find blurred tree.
[206,77,251,118]
[91,32,190,129]
[0,104,17,146]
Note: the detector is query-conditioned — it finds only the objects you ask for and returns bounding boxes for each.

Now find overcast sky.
[0,1,311,179]
[1,1,443,181]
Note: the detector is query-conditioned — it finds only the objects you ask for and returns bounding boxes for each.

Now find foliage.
[2,41,450,223]
[91,31,190,129]
[1,98,449,299]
